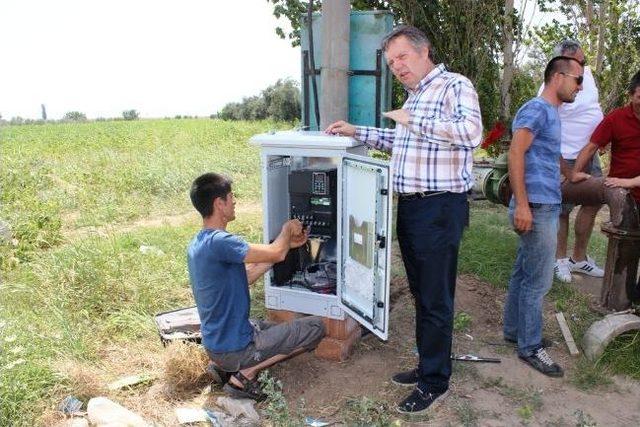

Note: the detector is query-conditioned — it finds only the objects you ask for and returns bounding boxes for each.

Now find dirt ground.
[269,243,640,426]
[47,206,640,426]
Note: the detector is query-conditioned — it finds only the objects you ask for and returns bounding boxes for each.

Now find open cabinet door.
[339,155,392,340]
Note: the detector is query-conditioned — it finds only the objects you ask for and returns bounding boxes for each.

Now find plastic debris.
[59,396,83,414]
[305,416,331,426]
[108,373,155,390]
[175,407,209,424]
[204,410,227,427]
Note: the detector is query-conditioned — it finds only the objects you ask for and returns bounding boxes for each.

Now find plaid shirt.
[355,64,482,194]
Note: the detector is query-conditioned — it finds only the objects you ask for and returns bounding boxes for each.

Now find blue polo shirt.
[187,229,252,353]
[512,97,562,204]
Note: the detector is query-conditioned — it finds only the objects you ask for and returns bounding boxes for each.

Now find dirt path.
[62,201,262,239]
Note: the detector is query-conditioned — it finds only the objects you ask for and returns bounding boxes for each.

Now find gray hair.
[553,39,582,57]
[381,25,435,62]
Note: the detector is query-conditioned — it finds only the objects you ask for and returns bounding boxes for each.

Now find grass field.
[1,119,638,425]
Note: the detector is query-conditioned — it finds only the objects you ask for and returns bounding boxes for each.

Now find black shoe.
[505,336,554,348]
[391,369,418,387]
[519,347,564,378]
[222,382,267,402]
[397,387,449,415]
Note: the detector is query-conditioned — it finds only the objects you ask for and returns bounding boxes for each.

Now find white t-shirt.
[537,66,604,159]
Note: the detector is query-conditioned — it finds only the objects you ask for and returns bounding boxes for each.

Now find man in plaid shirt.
[327,25,482,415]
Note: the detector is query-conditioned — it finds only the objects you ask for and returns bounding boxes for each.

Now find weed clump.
[162,342,210,394]
[56,359,106,402]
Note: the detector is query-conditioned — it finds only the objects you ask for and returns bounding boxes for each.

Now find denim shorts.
[562,156,603,215]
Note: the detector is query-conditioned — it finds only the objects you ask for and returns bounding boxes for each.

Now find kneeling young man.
[187,173,326,400]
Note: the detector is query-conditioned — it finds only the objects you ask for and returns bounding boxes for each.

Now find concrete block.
[583,313,640,360]
[216,396,260,422]
[315,325,361,361]
[322,315,359,341]
[87,396,150,426]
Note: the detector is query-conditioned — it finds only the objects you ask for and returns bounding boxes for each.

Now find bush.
[218,78,300,122]
[122,109,139,121]
[263,78,300,122]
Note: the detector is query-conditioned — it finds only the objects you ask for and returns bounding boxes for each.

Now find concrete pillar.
[319,0,350,130]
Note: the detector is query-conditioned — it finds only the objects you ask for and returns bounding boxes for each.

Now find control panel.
[289,169,337,238]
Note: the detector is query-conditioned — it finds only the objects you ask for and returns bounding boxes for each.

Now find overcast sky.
[0,0,300,120]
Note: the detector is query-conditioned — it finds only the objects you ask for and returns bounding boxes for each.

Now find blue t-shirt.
[187,229,252,353]
[512,97,562,204]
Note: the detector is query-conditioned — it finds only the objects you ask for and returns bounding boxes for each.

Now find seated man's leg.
[569,155,604,275]
[229,316,325,389]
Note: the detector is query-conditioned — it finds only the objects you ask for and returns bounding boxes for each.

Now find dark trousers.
[396,192,468,393]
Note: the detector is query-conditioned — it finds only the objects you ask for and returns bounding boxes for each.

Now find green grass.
[1,119,638,424]
[0,119,277,425]
[459,201,519,288]
[0,119,283,270]
[598,330,640,380]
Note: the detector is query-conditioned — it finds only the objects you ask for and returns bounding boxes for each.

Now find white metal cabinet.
[250,131,392,339]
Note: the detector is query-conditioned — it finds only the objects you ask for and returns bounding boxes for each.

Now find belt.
[398,190,448,201]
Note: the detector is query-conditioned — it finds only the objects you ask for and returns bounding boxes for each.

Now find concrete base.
[315,325,361,361]
[266,309,362,361]
[583,313,640,360]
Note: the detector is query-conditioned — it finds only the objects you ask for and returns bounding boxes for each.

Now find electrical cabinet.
[250,131,392,340]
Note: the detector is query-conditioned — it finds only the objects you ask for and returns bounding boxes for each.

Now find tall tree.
[500,0,515,124]
[533,0,640,111]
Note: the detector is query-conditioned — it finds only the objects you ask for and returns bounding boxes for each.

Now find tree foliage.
[530,0,640,112]
[269,0,639,134]
[218,78,300,122]
[122,109,140,121]
[62,111,87,122]
[268,0,527,129]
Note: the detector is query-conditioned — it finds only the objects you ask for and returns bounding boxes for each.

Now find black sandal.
[206,362,234,385]
[222,372,267,402]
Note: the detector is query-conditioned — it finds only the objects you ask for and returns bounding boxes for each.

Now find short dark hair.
[629,70,640,94]
[381,25,435,62]
[190,172,232,218]
[553,39,582,57]
[543,55,583,84]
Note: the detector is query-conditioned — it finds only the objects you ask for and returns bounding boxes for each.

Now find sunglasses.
[560,72,583,85]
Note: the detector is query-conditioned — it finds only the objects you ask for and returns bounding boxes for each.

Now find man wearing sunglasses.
[505,55,583,377]
[538,40,605,285]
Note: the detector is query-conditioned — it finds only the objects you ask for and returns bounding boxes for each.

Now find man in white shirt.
[538,40,604,282]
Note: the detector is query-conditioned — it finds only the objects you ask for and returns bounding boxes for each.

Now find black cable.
[307,0,320,129]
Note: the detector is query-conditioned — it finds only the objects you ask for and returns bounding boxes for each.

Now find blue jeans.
[396,192,468,393]
[504,201,560,357]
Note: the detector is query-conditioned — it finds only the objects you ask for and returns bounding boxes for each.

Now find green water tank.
[300,11,394,130]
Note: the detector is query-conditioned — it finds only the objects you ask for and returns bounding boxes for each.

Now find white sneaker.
[569,256,604,278]
[554,258,572,283]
